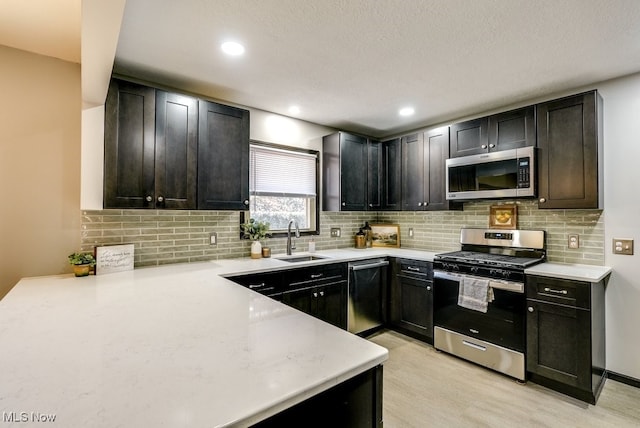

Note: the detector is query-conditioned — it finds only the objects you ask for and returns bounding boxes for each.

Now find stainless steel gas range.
[433,228,546,381]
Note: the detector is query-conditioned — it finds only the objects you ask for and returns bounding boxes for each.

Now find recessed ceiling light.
[289,106,301,115]
[221,41,245,56]
[399,107,415,117]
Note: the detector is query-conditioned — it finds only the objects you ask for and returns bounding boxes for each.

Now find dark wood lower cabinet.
[389,258,434,343]
[283,280,347,329]
[253,365,383,428]
[526,274,608,404]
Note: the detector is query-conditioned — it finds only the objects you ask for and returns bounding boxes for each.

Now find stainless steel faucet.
[287,220,300,255]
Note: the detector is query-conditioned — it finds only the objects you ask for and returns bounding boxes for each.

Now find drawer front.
[227,271,283,295]
[285,263,347,288]
[526,275,590,309]
[397,258,433,279]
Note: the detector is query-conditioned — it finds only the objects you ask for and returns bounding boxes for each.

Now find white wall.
[598,72,640,380]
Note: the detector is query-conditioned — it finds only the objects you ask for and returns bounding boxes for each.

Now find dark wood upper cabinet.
[423,127,452,211]
[105,81,199,209]
[322,132,368,211]
[367,140,382,210]
[401,129,458,211]
[488,106,536,151]
[104,78,250,210]
[401,133,425,210]
[155,91,198,209]
[197,100,250,210]
[380,138,402,211]
[104,79,156,208]
[450,106,535,158]
[449,117,488,158]
[536,91,603,209]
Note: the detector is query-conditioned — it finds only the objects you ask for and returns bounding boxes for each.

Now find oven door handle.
[434,270,524,293]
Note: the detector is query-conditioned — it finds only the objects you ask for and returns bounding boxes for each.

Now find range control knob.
[470,266,479,274]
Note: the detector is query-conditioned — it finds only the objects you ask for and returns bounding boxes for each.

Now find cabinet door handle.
[539,197,546,203]
[313,292,318,298]
[249,283,266,289]
[310,273,323,279]
[528,306,534,312]
[544,287,568,295]
[145,195,153,202]
[426,286,431,291]
[319,291,324,297]
[157,195,164,203]
[418,202,423,207]
[481,144,487,149]
[341,202,346,207]
[244,199,249,206]
[489,144,495,148]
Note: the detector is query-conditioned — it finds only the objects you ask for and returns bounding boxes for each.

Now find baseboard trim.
[607,371,640,389]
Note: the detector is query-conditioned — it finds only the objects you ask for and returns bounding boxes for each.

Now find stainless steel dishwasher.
[348,259,389,335]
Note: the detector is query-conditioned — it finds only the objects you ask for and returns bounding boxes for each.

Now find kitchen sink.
[276,255,328,263]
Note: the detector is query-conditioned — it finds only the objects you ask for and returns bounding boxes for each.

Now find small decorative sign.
[370,224,401,248]
[489,204,518,229]
[95,244,134,275]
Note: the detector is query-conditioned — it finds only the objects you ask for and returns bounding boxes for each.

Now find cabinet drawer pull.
[544,287,568,295]
[310,273,323,279]
[539,197,546,203]
[407,266,421,272]
[248,283,266,289]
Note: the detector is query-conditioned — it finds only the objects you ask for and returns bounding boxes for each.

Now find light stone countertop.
[524,262,612,283]
[0,255,393,428]
[0,247,611,427]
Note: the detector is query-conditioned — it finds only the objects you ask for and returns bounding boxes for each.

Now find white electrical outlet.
[409,228,414,238]
[210,232,217,245]
[568,234,579,249]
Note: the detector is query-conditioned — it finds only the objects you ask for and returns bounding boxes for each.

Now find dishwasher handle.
[349,260,389,271]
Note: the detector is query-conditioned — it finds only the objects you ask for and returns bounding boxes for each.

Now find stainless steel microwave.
[446,146,536,200]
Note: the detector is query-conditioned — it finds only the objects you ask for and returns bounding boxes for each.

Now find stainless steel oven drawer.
[434,326,525,380]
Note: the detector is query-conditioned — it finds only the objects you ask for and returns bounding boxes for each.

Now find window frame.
[240,140,320,239]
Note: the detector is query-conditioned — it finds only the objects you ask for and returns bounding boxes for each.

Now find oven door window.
[433,274,525,352]
[448,159,518,192]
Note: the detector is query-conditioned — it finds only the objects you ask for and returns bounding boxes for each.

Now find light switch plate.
[613,238,634,255]
[409,228,414,238]
[568,234,579,249]
[210,232,217,246]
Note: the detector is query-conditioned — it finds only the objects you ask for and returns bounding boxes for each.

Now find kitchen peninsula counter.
[0,258,388,427]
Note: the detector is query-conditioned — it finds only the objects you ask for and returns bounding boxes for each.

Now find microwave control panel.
[518,157,530,188]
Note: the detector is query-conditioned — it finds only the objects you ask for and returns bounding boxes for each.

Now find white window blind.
[250,145,317,197]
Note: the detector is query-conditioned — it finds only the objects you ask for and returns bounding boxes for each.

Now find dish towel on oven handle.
[457,277,494,313]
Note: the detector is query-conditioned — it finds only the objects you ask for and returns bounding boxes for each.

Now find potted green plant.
[241,218,270,259]
[68,252,96,277]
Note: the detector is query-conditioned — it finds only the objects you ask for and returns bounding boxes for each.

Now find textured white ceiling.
[116,1,640,137]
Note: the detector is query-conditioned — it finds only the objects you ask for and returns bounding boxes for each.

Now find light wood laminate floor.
[368,330,640,428]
